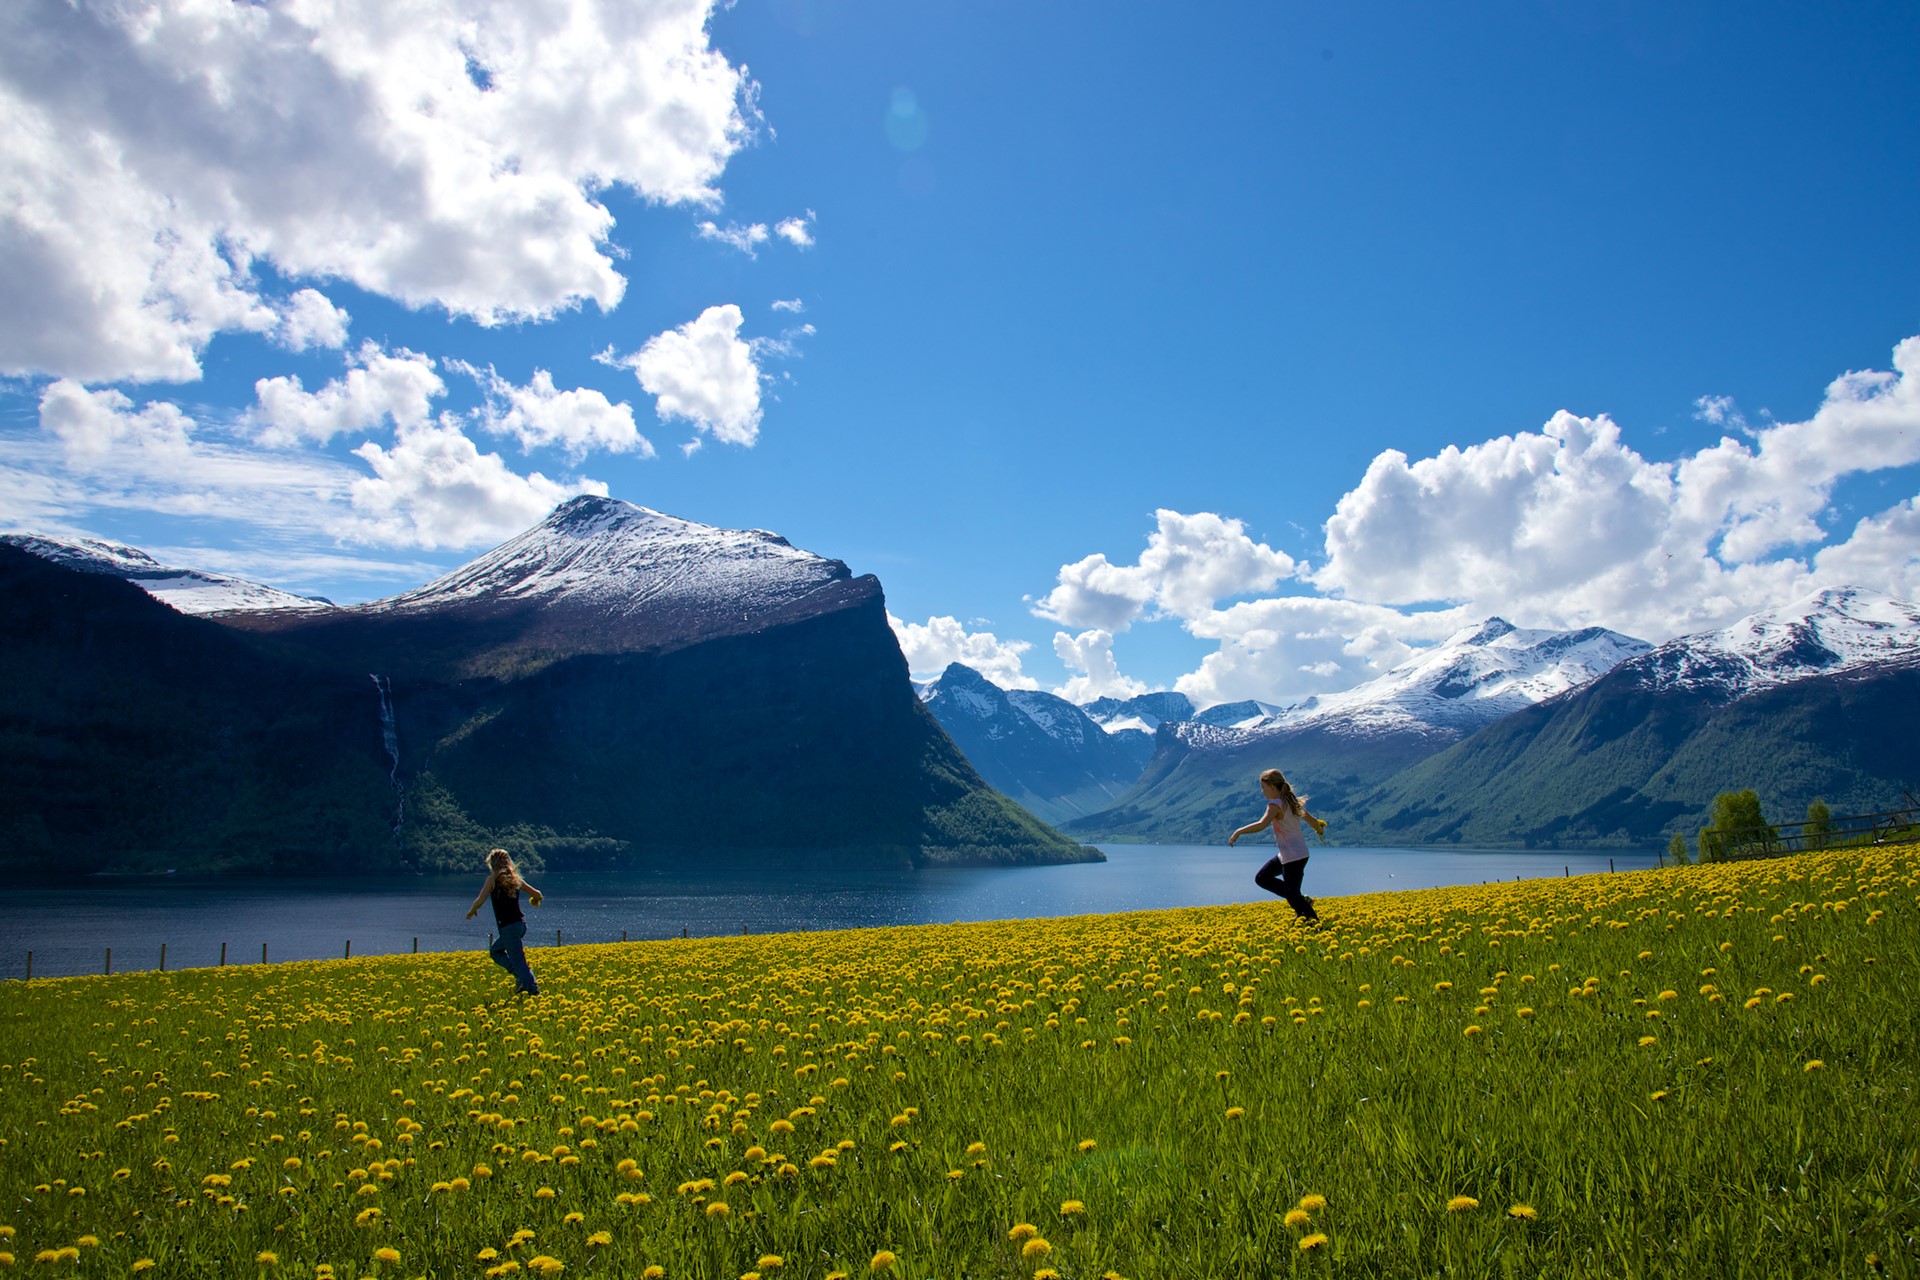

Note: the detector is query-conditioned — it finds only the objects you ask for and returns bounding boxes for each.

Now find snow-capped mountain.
[361,495,849,622]
[1083,690,1197,734]
[0,533,334,616]
[919,664,1154,825]
[1250,618,1652,740]
[1619,587,1920,700]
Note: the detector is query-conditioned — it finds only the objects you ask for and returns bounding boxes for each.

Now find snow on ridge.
[1629,586,1920,697]
[361,496,848,619]
[2,532,334,617]
[1240,618,1652,739]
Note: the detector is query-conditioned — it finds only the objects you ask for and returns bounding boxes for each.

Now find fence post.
[622,930,627,943]
[160,942,167,972]
[681,927,687,939]
[413,937,419,954]
[344,940,352,959]
[220,942,227,967]
[25,951,31,981]
[105,947,112,975]
[1564,865,1569,877]
[261,942,268,965]
[1609,858,1615,873]
[557,929,562,948]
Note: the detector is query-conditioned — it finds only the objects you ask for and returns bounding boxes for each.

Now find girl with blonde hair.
[1228,768,1329,923]
[466,847,543,995]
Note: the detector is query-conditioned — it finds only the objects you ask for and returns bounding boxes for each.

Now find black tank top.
[491,880,524,927]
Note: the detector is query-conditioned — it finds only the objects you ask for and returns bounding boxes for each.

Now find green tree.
[1804,798,1832,850]
[1667,831,1690,866]
[1698,789,1774,862]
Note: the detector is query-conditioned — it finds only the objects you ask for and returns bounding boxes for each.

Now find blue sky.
[4,0,1919,706]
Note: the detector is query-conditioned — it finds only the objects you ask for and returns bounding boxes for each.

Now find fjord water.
[11,843,1658,979]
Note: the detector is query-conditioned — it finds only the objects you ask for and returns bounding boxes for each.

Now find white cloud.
[697,220,770,256]
[0,0,758,384]
[1052,629,1146,704]
[251,343,444,446]
[1313,336,1920,642]
[1176,595,1470,709]
[460,364,653,461]
[40,380,193,464]
[1032,509,1296,631]
[609,303,763,446]
[22,381,360,533]
[274,289,352,352]
[347,420,605,550]
[770,298,805,313]
[774,212,815,248]
[888,613,1036,688]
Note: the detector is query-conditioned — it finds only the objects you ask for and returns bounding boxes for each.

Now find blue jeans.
[488,920,539,994]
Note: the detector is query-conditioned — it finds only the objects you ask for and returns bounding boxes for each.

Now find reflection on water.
[11,843,1659,979]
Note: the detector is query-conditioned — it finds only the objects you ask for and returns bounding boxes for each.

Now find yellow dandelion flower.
[1508,1203,1537,1220]
[869,1251,897,1273]
[706,1201,730,1219]
[373,1247,401,1265]
[1224,1106,1245,1120]
[1650,1090,1670,1103]
[133,1263,156,1274]
[1078,1140,1097,1153]
[1298,1194,1327,1212]
[946,1170,964,1181]
[1446,1196,1479,1213]
[1804,1060,1825,1072]
[1060,1200,1086,1217]
[757,1257,783,1270]
[1009,1224,1038,1242]
[965,1142,987,1157]
[562,1212,584,1225]
[1298,1233,1328,1252]
[641,1269,664,1280]
[1284,1208,1312,1229]
[255,1252,278,1266]
[1463,1025,1483,1038]
[1022,1238,1053,1259]
[1639,1035,1658,1047]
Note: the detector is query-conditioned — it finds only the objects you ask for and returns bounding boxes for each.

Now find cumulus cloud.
[274,289,352,353]
[697,220,770,256]
[1175,595,1471,708]
[0,0,758,384]
[347,421,605,550]
[1032,509,1297,632]
[40,380,194,464]
[24,380,359,533]
[888,614,1036,688]
[607,303,763,446]
[1052,629,1147,703]
[251,343,444,446]
[774,212,815,248]
[1314,336,1920,642]
[459,364,653,461]
[770,298,805,313]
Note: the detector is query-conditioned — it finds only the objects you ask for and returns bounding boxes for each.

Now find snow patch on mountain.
[362,495,849,620]
[2,533,335,616]
[1248,618,1652,739]
[1624,587,1920,699]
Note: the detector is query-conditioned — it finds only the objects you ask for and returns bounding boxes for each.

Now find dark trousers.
[1255,855,1317,921]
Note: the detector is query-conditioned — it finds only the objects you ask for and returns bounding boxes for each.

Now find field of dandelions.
[2,843,1916,1279]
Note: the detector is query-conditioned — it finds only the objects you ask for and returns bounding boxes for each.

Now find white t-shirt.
[1268,802,1310,864]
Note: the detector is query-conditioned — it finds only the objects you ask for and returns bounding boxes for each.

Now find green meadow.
[2,844,1915,1279]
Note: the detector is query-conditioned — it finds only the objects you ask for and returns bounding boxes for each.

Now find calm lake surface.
[10,843,1660,979]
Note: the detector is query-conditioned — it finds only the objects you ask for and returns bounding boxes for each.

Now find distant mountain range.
[917,591,1920,850]
[0,499,1091,875]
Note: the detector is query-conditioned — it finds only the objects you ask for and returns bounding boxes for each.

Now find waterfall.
[370,674,404,833]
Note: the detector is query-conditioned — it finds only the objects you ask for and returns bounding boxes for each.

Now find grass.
[1,844,1916,1278]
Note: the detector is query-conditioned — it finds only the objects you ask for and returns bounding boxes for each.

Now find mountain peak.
[1465,617,1517,646]
[1629,585,1920,699]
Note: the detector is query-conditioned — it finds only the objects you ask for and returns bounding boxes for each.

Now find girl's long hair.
[488,848,521,894]
[1259,768,1305,817]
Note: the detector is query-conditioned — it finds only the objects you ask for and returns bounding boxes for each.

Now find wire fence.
[1698,799,1920,863]
[11,920,736,981]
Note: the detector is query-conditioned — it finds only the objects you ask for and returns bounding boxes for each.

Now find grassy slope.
[3,844,1913,1278]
